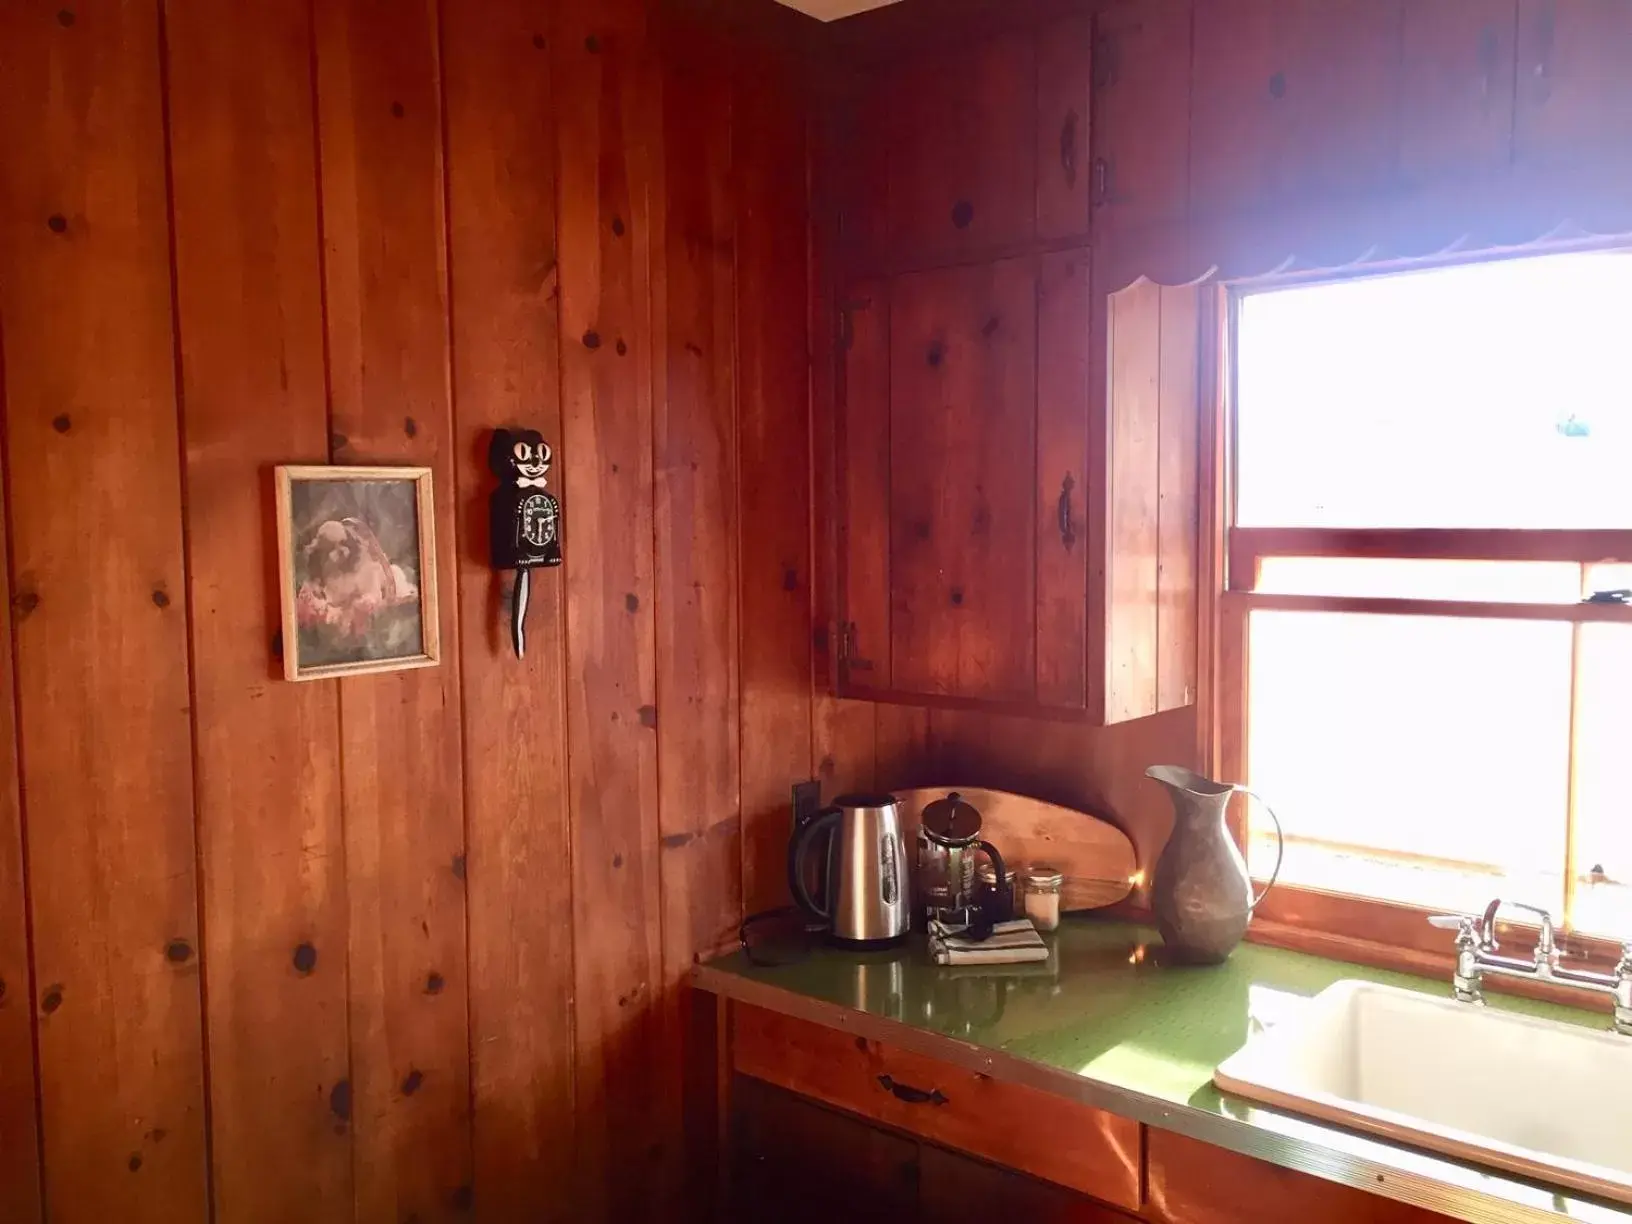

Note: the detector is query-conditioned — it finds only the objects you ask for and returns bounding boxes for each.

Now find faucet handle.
[1428,914,1479,946]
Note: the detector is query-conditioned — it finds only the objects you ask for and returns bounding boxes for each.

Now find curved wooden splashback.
[893,786,1139,912]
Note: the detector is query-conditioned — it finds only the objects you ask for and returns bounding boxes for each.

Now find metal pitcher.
[1145,765,1284,963]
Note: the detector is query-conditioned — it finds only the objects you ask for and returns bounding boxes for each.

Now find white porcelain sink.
[1215,980,1632,1204]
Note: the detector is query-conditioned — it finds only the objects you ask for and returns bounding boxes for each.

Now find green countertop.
[695,918,1629,1224]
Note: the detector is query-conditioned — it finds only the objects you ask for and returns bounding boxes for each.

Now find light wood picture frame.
[274,465,441,681]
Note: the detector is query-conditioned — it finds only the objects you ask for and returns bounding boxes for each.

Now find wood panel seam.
[153,3,217,1214]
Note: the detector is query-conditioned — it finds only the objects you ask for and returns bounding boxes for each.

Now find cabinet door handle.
[1059,109,1079,187]
[1092,157,1111,206]
[876,1074,948,1106]
[1057,474,1077,551]
[1477,24,1500,104]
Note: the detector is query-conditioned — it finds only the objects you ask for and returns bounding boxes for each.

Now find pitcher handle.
[1233,786,1284,912]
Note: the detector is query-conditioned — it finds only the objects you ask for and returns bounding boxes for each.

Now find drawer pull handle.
[877,1073,948,1106]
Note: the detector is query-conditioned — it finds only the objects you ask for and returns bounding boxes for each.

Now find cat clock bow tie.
[514,476,549,489]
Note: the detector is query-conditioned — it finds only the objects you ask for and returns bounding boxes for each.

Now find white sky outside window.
[1237,252,1632,530]
[1236,251,1632,927]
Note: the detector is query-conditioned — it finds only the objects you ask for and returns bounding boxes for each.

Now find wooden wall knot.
[164,938,193,963]
[400,1068,424,1096]
[47,214,68,234]
[292,943,317,974]
[423,971,445,995]
[950,199,974,229]
[13,591,40,619]
[41,985,63,1014]
[51,413,71,433]
[151,589,171,609]
[56,9,75,27]
[328,1079,351,1123]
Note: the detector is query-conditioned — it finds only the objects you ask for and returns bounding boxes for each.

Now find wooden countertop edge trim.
[691,963,1618,1224]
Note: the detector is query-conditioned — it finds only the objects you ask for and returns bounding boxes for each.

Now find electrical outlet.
[791,779,822,828]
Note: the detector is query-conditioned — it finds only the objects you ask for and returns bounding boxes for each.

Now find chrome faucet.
[1433,899,1632,1036]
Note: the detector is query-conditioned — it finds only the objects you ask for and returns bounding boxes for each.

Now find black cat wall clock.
[488,428,562,658]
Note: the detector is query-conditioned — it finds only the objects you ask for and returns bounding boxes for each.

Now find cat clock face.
[489,428,551,487]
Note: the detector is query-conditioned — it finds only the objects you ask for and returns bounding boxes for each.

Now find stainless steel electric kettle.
[787,792,911,947]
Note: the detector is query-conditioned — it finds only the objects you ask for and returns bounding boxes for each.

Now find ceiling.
[773,0,903,19]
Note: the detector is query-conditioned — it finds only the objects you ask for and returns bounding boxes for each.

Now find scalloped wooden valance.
[1099,160,1632,292]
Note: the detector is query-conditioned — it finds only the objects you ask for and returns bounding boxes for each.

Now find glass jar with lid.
[1022,865,1064,931]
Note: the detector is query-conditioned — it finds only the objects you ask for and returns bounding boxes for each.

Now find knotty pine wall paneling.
[654,9,742,1213]
[0,5,208,1223]
[315,1,474,1217]
[0,0,817,1220]
[556,0,666,1216]
[441,1,577,1220]
[0,503,36,1221]
[737,37,816,912]
[165,0,352,1218]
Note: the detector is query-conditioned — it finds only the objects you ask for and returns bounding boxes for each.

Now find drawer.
[732,1003,1142,1210]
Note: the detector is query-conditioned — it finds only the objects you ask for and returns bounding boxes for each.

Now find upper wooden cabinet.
[887,259,1038,703]
[1514,0,1632,171]
[1091,0,1194,236]
[839,19,1092,271]
[1398,0,1519,185]
[1190,0,1404,216]
[833,253,1203,724]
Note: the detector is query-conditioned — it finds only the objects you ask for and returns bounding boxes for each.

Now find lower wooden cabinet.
[733,1076,918,1224]
[732,1077,1136,1224]
[1144,1130,1454,1224]
[732,1003,1141,1209]
[726,1002,1459,1224]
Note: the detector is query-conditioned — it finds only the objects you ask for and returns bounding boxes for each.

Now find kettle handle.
[1233,786,1285,912]
[788,807,841,922]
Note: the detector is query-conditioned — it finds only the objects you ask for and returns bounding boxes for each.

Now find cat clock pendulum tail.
[488,428,563,658]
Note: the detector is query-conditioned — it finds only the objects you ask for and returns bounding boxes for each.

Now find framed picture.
[274,465,440,681]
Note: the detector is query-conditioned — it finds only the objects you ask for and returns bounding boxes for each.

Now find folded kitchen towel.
[929,917,1049,966]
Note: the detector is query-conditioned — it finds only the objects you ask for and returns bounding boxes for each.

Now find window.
[1222,249,1632,939]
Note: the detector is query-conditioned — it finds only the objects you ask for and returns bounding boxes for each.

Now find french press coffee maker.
[917,791,1006,928]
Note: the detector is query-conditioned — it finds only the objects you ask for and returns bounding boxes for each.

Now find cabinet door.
[1036,17,1094,241]
[883,32,1038,264]
[1146,1129,1455,1224]
[1190,0,1402,217]
[1514,0,1632,171]
[1036,250,1091,709]
[733,1076,919,1224]
[1091,0,1193,235]
[889,260,1037,702]
[920,1145,1139,1223]
[1101,279,1201,724]
[1399,0,1518,185]
[839,282,892,687]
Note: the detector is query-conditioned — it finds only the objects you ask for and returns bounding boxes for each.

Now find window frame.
[1206,248,1632,980]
